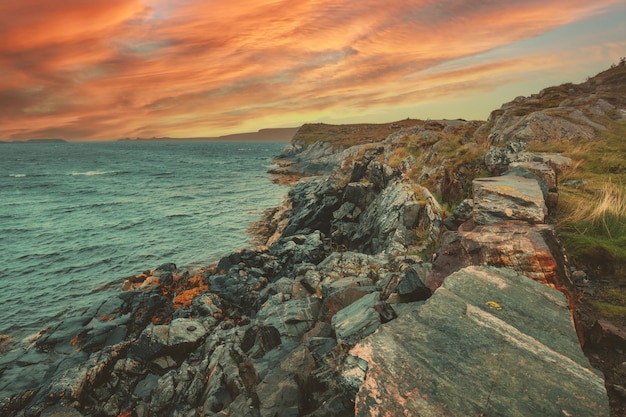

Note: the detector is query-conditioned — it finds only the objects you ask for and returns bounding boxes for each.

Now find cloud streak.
[0,0,623,140]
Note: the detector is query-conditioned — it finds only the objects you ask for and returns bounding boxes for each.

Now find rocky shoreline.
[3,64,626,416]
[0,134,609,417]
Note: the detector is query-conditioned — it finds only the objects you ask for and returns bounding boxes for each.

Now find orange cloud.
[0,0,623,140]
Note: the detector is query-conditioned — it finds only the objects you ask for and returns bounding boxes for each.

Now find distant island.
[117,127,299,142]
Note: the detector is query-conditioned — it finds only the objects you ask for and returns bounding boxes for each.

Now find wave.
[166,213,192,218]
[69,171,120,176]
[9,174,26,178]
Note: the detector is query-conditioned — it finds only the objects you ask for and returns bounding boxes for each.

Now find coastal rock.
[256,346,315,417]
[332,292,396,345]
[256,296,322,342]
[282,176,341,236]
[395,263,432,301]
[269,231,329,278]
[427,220,575,296]
[351,180,433,254]
[350,266,609,417]
[129,318,209,362]
[487,109,596,145]
[472,175,547,224]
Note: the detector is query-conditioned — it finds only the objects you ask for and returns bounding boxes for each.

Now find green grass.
[547,121,626,279]
[589,288,626,320]
[589,300,626,320]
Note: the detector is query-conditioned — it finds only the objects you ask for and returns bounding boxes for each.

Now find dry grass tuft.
[561,180,626,239]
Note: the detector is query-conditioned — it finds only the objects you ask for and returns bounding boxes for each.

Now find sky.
[1,0,625,141]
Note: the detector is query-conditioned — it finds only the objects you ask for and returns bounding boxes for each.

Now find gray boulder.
[473,175,547,224]
[350,266,609,417]
[130,318,208,362]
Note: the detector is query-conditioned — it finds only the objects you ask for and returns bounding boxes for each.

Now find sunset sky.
[1,1,625,141]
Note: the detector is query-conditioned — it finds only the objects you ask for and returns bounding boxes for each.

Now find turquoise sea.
[0,141,288,341]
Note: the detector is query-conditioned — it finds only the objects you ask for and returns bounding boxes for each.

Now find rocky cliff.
[2,63,625,417]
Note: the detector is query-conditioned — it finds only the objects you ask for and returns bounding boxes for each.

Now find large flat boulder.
[350,266,609,417]
[473,175,547,224]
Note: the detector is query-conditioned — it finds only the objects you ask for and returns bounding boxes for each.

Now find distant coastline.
[117,127,300,142]
[0,138,67,144]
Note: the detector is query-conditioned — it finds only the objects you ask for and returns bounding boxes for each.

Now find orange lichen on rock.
[172,273,209,310]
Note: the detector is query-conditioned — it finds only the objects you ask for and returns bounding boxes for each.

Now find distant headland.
[117,127,299,142]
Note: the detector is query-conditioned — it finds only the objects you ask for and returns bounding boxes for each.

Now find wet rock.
[472,175,547,224]
[0,335,12,354]
[350,266,609,417]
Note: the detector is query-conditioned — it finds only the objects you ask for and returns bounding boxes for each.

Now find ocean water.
[0,141,288,341]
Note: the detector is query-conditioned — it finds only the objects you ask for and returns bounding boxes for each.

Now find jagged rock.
[242,325,282,358]
[342,182,374,209]
[483,141,528,174]
[396,263,432,300]
[278,140,344,175]
[472,175,547,224]
[7,67,623,416]
[30,342,130,415]
[332,292,396,345]
[256,346,315,417]
[443,198,473,230]
[269,231,329,278]
[350,266,609,417]
[129,318,209,362]
[369,161,398,190]
[351,180,425,254]
[256,296,322,342]
[282,177,342,236]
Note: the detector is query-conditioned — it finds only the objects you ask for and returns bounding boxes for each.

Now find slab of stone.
[427,220,575,296]
[473,175,547,224]
[332,292,395,345]
[350,266,609,417]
